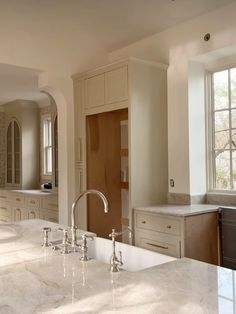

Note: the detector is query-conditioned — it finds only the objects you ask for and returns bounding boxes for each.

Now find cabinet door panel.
[105,66,128,104]
[85,74,105,109]
[12,207,24,221]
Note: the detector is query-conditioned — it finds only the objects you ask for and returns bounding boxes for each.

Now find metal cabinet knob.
[167,225,172,229]
[142,220,146,224]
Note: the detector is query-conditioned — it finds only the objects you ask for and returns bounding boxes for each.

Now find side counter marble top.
[0,219,234,313]
[0,187,58,197]
[135,204,221,216]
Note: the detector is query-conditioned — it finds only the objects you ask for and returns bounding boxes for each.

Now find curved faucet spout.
[71,189,109,246]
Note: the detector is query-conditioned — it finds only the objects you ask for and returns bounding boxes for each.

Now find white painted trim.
[71,57,168,80]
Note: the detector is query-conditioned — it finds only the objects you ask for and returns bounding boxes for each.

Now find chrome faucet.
[71,189,109,248]
[109,227,132,272]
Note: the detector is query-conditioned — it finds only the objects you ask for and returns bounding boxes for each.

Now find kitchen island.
[0,220,233,313]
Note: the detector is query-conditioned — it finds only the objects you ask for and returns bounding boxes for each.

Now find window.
[6,119,21,185]
[43,115,52,175]
[210,67,236,191]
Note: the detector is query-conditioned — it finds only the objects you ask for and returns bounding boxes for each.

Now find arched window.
[6,119,21,185]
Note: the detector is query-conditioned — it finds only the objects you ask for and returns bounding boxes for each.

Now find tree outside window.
[211,67,236,190]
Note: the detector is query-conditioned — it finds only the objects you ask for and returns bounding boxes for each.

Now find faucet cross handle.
[109,228,119,240]
[109,227,133,239]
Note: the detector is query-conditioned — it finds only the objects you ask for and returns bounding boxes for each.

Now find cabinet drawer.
[42,198,58,211]
[40,209,58,223]
[25,197,40,209]
[0,202,11,217]
[25,208,39,220]
[135,212,180,236]
[0,216,11,223]
[135,229,181,258]
[0,191,9,202]
[11,195,25,205]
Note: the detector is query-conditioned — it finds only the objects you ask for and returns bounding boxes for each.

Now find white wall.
[188,61,206,195]
[109,1,236,196]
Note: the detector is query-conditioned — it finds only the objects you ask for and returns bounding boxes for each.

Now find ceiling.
[0,64,47,106]
[0,0,234,105]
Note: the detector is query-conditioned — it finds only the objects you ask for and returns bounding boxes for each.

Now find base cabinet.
[134,209,219,265]
[0,190,58,223]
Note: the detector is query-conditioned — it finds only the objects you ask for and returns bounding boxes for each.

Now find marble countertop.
[0,188,57,196]
[134,204,221,216]
[0,219,234,313]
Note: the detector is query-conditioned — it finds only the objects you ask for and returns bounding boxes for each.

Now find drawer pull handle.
[0,207,7,210]
[146,242,168,250]
[16,208,20,211]
[167,225,172,229]
[30,211,35,215]
[142,220,146,224]
[0,196,6,199]
[16,198,21,201]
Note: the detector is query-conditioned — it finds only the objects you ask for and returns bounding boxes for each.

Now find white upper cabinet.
[85,74,105,109]
[105,66,128,104]
[84,65,128,110]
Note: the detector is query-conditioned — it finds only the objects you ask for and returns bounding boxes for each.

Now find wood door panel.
[184,213,219,265]
[86,110,123,238]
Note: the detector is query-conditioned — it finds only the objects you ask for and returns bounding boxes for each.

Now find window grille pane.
[215,130,230,150]
[231,68,236,108]
[233,151,236,189]
[43,116,52,175]
[231,109,236,129]
[213,70,229,110]
[214,111,229,132]
[215,150,230,190]
[46,146,52,174]
[232,132,236,149]
[48,120,52,146]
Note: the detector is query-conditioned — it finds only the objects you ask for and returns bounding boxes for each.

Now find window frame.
[41,113,52,177]
[207,65,236,193]
[5,118,21,187]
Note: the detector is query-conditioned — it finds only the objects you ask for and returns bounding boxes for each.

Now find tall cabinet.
[4,100,40,189]
[73,58,168,235]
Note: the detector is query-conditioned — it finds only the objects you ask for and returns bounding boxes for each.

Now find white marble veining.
[135,204,220,216]
[0,219,235,313]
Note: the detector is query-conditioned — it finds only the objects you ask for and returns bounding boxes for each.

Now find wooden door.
[86,110,123,238]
